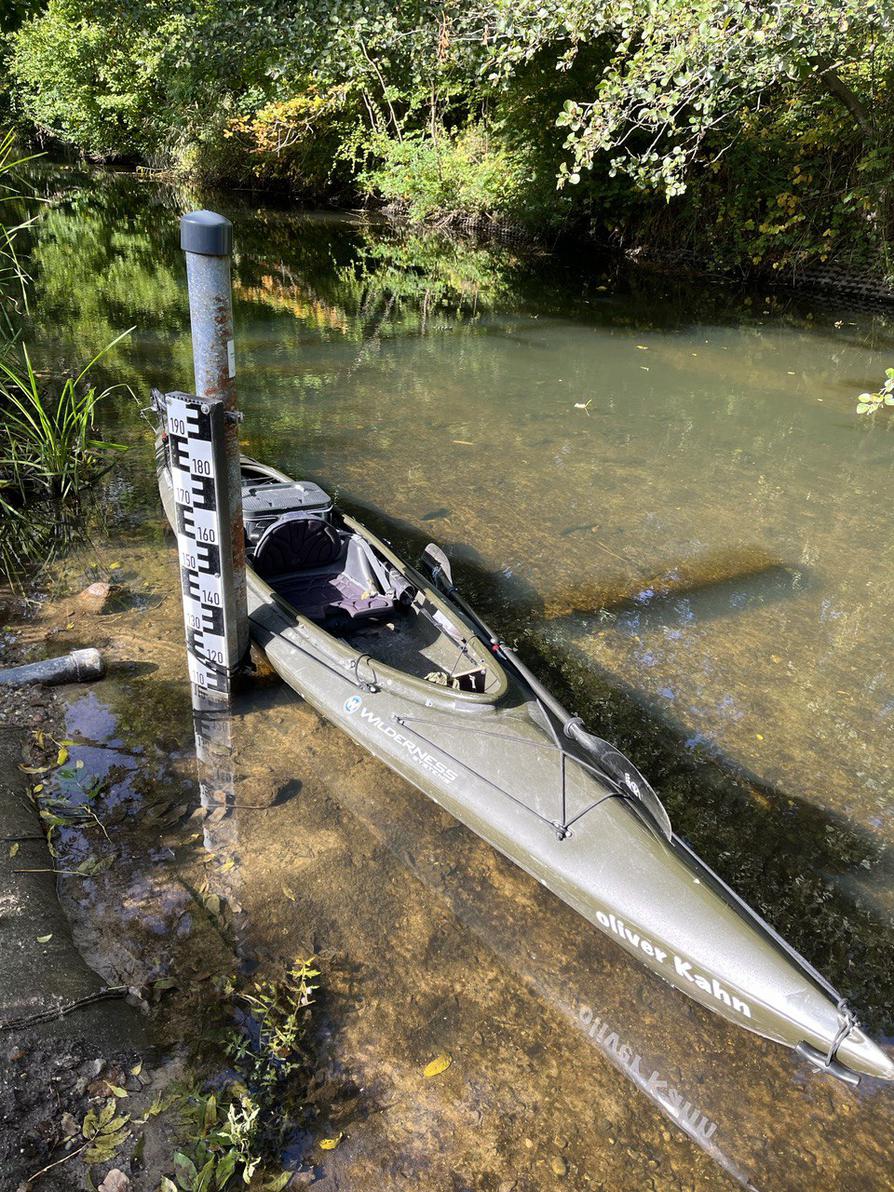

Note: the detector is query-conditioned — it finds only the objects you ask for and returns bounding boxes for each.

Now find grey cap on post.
[180,210,233,257]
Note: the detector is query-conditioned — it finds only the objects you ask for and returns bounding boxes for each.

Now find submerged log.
[0,648,104,688]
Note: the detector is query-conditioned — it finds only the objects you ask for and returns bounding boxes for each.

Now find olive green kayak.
[157,449,894,1086]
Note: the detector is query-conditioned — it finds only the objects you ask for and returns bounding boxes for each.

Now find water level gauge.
[161,391,244,702]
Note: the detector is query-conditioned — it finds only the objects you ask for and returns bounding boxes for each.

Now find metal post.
[180,210,248,671]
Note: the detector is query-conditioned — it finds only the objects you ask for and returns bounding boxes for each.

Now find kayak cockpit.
[241,466,505,697]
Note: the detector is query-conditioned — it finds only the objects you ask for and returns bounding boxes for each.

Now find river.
[13,165,894,1189]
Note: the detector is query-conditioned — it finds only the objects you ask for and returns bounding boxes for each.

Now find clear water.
[13,166,894,1189]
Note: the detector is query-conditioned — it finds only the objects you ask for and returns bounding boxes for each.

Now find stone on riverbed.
[78,581,123,614]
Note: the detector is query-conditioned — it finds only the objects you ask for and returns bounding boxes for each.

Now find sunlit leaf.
[214,1151,237,1188]
[194,1157,216,1192]
[422,1054,452,1078]
[82,1108,99,1139]
[318,1133,343,1150]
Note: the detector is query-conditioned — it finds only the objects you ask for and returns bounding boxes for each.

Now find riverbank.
[5,3,892,298]
[0,669,152,1192]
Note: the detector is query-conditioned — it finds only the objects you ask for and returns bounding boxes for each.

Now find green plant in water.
[0,333,131,500]
[167,958,321,1191]
[856,368,894,414]
[0,330,133,581]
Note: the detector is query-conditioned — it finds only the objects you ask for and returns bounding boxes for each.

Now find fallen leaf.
[109,562,122,569]
[98,1168,130,1192]
[66,622,75,630]
[173,1152,197,1186]
[36,933,53,943]
[282,884,297,902]
[318,1133,343,1150]
[57,747,69,766]
[19,764,49,774]
[423,1054,452,1078]
[75,759,85,770]
[129,1061,143,1076]
[636,344,648,350]
[263,1173,292,1192]
[8,842,19,857]
[32,783,44,794]
[105,1083,128,1098]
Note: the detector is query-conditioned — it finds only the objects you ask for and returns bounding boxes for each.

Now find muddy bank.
[0,688,154,1192]
[0,720,140,1044]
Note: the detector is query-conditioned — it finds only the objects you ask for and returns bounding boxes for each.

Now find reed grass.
[0,334,131,500]
[0,129,41,332]
[0,130,133,581]
[0,332,134,581]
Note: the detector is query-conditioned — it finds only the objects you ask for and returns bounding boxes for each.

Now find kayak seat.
[254,512,343,576]
[253,512,399,628]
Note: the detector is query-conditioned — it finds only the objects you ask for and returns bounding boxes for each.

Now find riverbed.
[7,165,894,1189]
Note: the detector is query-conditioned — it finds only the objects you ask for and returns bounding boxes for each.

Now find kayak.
[157,446,894,1086]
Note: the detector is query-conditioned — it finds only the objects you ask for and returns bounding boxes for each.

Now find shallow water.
[12,166,894,1188]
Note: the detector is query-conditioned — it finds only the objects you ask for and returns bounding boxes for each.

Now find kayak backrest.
[254,513,342,578]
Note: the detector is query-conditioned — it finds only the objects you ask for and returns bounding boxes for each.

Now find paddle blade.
[422,542,454,587]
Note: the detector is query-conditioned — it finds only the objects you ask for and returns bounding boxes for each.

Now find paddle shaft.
[439,581,577,735]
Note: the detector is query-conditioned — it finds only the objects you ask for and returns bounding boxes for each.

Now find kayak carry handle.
[795,1041,861,1087]
[422,542,454,589]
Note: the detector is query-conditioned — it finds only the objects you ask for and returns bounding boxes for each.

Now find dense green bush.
[5,1,894,274]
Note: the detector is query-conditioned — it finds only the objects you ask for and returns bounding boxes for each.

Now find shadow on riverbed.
[335,496,894,1035]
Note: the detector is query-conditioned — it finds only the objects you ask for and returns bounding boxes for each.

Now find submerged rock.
[78,582,123,614]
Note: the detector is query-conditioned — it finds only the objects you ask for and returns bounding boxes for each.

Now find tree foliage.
[5,0,894,271]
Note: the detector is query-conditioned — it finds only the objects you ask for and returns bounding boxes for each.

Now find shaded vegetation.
[4,1,894,277]
[0,134,129,582]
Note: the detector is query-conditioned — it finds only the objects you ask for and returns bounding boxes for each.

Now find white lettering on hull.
[596,909,752,1019]
[344,699,457,784]
[342,699,751,1022]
